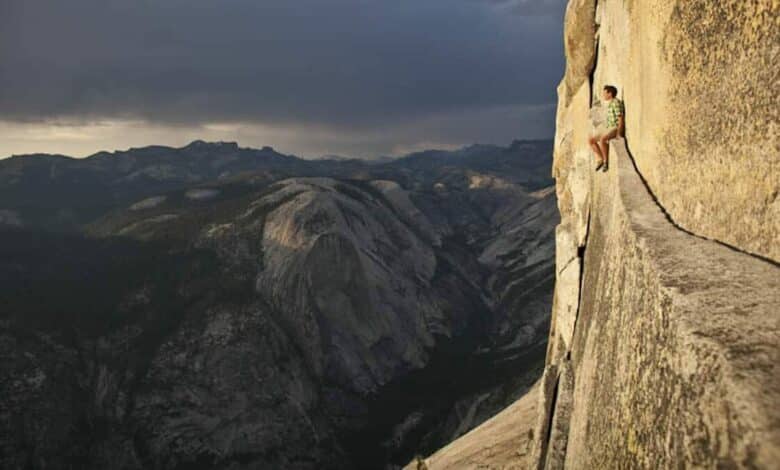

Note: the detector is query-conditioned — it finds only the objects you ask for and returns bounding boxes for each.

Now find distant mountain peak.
[185,140,239,150]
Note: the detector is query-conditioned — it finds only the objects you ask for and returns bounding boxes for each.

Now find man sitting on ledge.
[589,85,624,172]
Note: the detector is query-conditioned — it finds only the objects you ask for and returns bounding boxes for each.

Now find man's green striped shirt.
[606,99,624,129]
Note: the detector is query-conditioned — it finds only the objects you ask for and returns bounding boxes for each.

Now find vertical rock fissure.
[569,208,591,362]
[588,2,600,105]
[529,364,560,468]
[542,361,574,470]
[540,374,560,469]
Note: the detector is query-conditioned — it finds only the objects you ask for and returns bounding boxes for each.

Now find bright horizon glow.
[0,103,556,160]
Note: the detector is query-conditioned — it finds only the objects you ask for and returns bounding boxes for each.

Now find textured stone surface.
[561,0,597,106]
[541,1,780,466]
[131,302,333,469]
[547,79,592,367]
[552,81,592,248]
[256,178,439,392]
[528,364,558,469]
[0,154,558,469]
[593,0,779,261]
[542,360,572,470]
[426,2,779,467]
[546,227,580,364]
[404,380,540,470]
[563,141,780,468]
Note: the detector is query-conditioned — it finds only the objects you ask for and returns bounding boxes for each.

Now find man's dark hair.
[604,85,618,97]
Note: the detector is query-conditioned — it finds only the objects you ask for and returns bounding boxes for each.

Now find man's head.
[603,85,618,100]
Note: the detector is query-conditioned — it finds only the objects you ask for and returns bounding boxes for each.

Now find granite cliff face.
[0,141,557,468]
[416,1,779,468]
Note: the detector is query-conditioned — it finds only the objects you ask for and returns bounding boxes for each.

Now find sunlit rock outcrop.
[419,1,779,468]
[591,0,779,261]
[541,0,780,468]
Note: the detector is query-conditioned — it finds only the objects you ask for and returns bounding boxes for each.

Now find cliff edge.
[413,1,779,468]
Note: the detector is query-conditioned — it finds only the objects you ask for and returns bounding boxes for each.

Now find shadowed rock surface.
[406,381,540,470]
[0,141,557,469]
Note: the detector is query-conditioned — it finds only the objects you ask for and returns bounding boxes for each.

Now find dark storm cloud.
[0,0,564,129]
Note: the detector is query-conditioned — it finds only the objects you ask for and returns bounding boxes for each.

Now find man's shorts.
[590,124,617,139]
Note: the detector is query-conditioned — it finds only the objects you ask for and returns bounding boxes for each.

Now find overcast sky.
[0,0,566,159]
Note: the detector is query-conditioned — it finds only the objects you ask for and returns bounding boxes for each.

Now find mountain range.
[0,140,558,469]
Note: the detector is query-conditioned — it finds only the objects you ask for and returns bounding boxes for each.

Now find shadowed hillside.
[0,140,558,469]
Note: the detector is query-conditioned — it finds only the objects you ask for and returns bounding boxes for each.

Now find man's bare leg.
[598,129,619,165]
[589,136,604,162]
